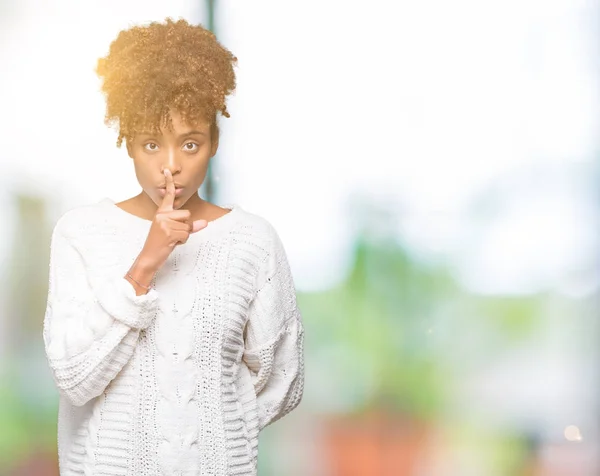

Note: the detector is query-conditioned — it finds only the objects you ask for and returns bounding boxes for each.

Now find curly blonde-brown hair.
[96,18,237,147]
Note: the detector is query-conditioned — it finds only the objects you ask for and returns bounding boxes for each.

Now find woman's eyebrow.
[136,130,207,139]
[179,130,206,138]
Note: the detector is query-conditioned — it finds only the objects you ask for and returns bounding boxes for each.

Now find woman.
[42,18,304,476]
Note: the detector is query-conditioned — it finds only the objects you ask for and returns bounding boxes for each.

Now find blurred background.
[1,0,599,474]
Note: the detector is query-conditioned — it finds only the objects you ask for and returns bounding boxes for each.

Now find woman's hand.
[137,169,208,273]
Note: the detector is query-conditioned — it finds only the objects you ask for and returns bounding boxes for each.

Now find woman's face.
[126,109,218,209]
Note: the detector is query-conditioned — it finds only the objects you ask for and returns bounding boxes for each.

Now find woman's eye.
[144,143,158,151]
[184,142,199,152]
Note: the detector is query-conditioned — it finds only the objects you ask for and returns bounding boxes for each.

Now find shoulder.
[232,206,293,287]
[52,199,114,241]
[231,205,286,255]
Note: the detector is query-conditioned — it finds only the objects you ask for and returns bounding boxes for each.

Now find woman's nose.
[163,147,182,173]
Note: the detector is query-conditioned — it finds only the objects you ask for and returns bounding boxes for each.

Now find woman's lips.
[158,187,184,197]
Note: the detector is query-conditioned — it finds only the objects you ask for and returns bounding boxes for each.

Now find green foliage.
[299,232,452,420]
[475,296,543,340]
[0,380,29,468]
[0,363,58,469]
[299,221,543,421]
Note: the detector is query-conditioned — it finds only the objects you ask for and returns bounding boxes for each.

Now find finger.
[170,230,189,245]
[168,219,193,232]
[191,219,208,233]
[165,209,192,222]
[169,219,206,234]
[158,169,176,212]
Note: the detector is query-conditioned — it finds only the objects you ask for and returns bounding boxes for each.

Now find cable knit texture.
[42,197,305,476]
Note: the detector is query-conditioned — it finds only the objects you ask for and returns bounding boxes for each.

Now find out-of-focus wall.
[1,1,599,475]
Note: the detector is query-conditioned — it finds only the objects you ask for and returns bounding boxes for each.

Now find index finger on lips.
[158,169,176,211]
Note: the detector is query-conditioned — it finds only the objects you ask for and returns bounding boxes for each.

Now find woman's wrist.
[125,255,158,295]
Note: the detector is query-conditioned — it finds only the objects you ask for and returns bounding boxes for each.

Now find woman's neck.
[126,190,209,221]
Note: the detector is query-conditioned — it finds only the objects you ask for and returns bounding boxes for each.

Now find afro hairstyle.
[96,18,238,148]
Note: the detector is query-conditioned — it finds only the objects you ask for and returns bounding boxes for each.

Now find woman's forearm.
[125,255,159,295]
[44,228,161,406]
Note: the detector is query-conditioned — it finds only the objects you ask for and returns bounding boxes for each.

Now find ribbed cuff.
[91,275,159,329]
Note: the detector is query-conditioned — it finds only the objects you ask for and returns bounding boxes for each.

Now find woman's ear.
[210,126,219,158]
[126,140,133,158]
[210,136,219,158]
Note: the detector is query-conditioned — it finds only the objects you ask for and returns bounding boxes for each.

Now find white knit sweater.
[42,197,305,476]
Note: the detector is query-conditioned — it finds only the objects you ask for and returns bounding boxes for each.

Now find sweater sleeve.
[42,220,160,407]
[242,226,305,431]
